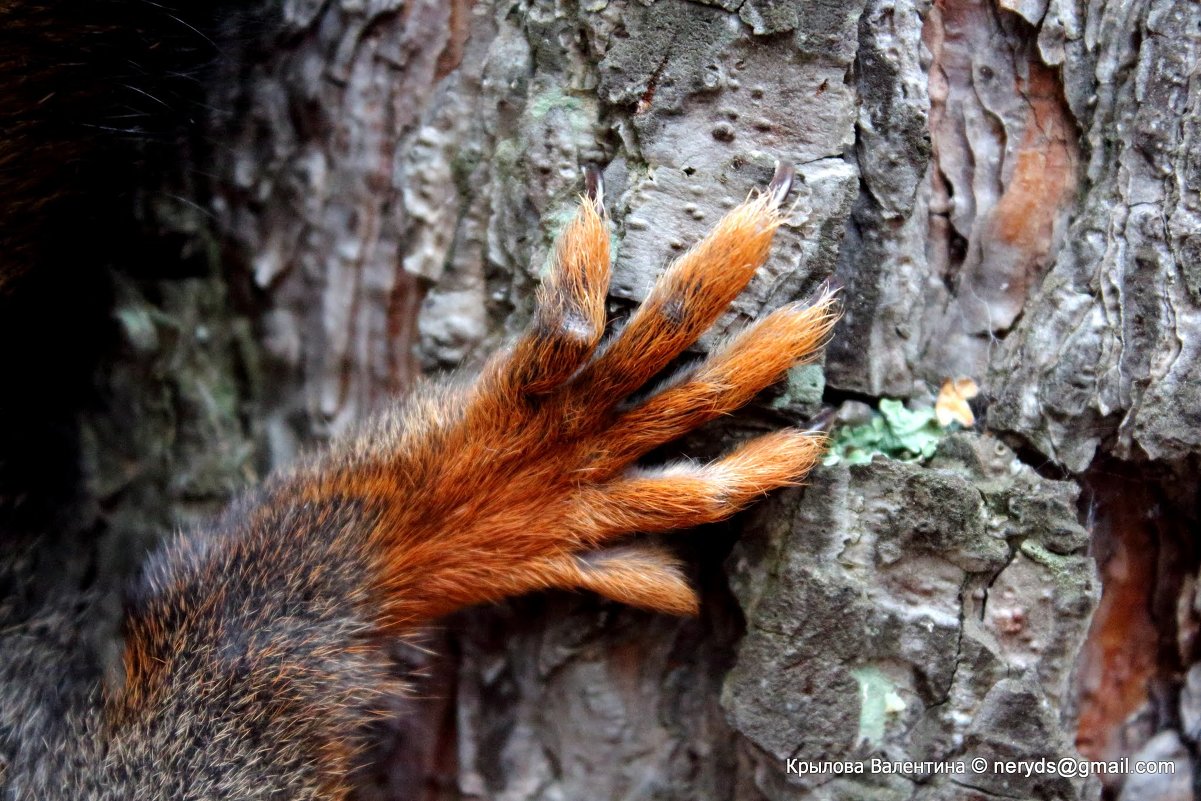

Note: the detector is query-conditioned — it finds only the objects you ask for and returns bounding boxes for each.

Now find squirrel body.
[3,179,839,799]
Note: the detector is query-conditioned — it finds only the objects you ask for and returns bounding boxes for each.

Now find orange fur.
[537,545,700,615]
[305,179,842,630]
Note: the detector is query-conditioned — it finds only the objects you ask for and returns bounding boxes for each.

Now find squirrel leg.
[96,167,839,797]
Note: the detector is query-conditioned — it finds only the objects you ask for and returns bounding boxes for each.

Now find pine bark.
[14,0,1201,800]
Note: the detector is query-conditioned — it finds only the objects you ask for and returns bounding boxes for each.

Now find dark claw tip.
[805,407,838,433]
[583,165,605,210]
[767,161,795,205]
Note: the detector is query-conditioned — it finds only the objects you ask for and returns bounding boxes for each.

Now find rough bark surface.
[5,0,1199,800]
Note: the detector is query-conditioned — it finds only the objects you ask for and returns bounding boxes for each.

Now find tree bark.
[8,0,1199,800]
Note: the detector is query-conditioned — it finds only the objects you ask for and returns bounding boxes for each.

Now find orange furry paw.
[359,163,841,626]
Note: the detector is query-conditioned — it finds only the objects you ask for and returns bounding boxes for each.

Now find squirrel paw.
[347,164,840,625]
[101,166,839,797]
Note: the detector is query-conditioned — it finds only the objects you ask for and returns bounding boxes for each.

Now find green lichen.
[526,86,596,140]
[528,86,584,121]
[769,363,826,413]
[850,666,906,746]
[825,398,951,466]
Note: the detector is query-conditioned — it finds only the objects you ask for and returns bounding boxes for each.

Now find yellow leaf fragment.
[936,377,979,428]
